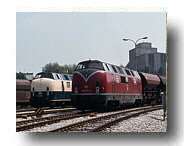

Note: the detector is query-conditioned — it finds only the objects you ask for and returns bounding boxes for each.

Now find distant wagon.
[30,72,72,108]
[16,79,31,107]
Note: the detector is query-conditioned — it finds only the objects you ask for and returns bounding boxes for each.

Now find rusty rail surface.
[16,108,77,118]
[91,106,162,132]
[16,112,94,132]
[49,105,162,132]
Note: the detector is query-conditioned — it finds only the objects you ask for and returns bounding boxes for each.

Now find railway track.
[16,106,73,113]
[16,108,77,118]
[49,105,162,132]
[16,112,95,132]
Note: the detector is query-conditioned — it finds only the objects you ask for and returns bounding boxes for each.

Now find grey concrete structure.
[126,42,166,71]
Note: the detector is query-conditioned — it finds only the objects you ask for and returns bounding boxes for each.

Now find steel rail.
[91,106,162,132]
[16,112,80,126]
[16,112,95,132]
[16,108,77,118]
[49,105,162,132]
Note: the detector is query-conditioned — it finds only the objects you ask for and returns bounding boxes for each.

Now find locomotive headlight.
[32,87,35,97]
[96,87,99,93]
[96,81,99,93]
[75,87,78,94]
[47,87,49,96]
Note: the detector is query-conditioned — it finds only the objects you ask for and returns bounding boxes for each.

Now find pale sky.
[16,12,166,74]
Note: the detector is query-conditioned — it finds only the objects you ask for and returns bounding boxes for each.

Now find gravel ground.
[23,111,121,132]
[104,109,167,133]
[19,108,167,133]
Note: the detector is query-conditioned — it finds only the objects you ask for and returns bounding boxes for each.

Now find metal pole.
[123,37,148,71]
[161,92,166,121]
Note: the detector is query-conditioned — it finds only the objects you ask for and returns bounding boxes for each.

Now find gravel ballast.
[21,109,167,133]
[104,109,167,133]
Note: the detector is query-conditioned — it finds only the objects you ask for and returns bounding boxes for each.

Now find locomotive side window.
[103,63,110,71]
[67,82,70,88]
[121,76,126,83]
[63,75,69,80]
[107,64,113,72]
[69,75,73,80]
[130,70,135,76]
[125,69,131,76]
[111,65,118,73]
[56,74,60,79]
[53,73,59,80]
[58,74,63,80]
[133,71,140,78]
[117,66,124,74]
[121,68,126,74]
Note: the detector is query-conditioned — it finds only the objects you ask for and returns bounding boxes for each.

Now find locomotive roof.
[77,59,141,78]
[36,72,72,76]
[78,60,132,71]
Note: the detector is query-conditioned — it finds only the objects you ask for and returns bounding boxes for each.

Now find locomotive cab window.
[76,61,104,71]
[34,72,54,79]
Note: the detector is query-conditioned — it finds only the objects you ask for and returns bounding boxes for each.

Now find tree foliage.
[16,72,26,79]
[42,62,77,74]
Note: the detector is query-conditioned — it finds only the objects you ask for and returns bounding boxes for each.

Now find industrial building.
[126,42,166,71]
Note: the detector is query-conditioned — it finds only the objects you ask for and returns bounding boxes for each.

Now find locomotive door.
[112,81,115,93]
[112,75,115,93]
[61,81,65,95]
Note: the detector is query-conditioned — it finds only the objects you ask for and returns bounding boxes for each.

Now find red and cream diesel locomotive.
[71,60,166,111]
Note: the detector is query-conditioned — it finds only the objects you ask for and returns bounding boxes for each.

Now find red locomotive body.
[71,60,143,111]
